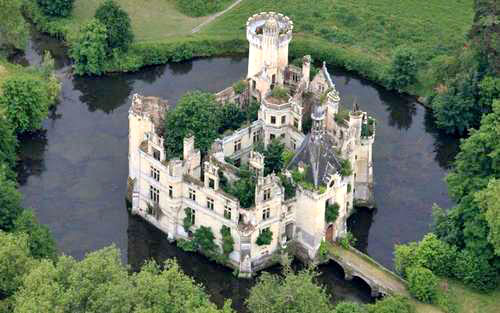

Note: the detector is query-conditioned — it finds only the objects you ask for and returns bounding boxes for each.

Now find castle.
[128,12,375,277]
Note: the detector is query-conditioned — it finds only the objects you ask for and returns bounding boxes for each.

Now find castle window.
[293,118,299,129]
[291,138,296,150]
[281,116,286,124]
[168,185,173,198]
[234,158,241,168]
[208,178,215,189]
[207,198,214,210]
[264,188,271,201]
[262,208,271,220]
[150,185,159,204]
[152,148,161,161]
[253,131,260,143]
[271,116,276,124]
[189,188,196,202]
[234,139,241,152]
[270,134,275,141]
[224,205,232,220]
[186,208,196,226]
[150,166,160,182]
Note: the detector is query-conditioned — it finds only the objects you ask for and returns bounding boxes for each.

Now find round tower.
[246,12,293,83]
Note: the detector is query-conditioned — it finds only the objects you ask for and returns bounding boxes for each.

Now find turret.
[246,12,293,82]
[302,55,311,88]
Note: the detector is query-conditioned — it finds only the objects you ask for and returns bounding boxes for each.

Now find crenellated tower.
[246,12,293,84]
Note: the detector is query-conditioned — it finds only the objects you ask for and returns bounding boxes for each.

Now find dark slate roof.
[287,132,342,187]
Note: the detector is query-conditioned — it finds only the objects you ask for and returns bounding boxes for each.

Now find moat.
[14,31,458,311]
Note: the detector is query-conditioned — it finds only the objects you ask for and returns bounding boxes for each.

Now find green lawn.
[60,0,210,41]
[444,279,500,313]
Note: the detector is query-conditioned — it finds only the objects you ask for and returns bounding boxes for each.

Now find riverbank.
[23,0,473,98]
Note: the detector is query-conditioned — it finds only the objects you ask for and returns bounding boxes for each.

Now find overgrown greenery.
[193,226,217,254]
[220,225,234,255]
[334,108,350,126]
[407,266,438,303]
[223,165,256,208]
[71,19,109,75]
[256,140,286,176]
[339,159,353,177]
[182,207,194,232]
[325,202,340,223]
[361,117,376,137]
[387,46,418,91]
[279,174,296,200]
[256,228,273,246]
[175,0,234,17]
[0,0,29,52]
[36,0,74,17]
[339,232,356,249]
[269,86,290,102]
[95,0,134,52]
[232,80,247,95]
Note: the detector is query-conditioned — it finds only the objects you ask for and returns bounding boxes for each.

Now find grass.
[443,279,500,313]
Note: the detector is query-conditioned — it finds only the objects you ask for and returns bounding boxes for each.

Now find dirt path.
[191,0,244,33]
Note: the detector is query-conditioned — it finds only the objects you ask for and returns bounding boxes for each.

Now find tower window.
[152,148,161,161]
[208,178,215,189]
[271,116,276,124]
[224,205,232,220]
[262,208,271,221]
[281,116,286,124]
[207,198,214,210]
[168,185,173,198]
[150,166,160,182]
[264,188,271,201]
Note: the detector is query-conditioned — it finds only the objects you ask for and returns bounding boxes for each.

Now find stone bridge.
[327,242,409,297]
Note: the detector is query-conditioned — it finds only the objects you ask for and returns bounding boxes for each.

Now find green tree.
[453,249,497,291]
[256,228,273,246]
[339,159,353,177]
[219,102,246,133]
[193,226,216,254]
[164,91,221,157]
[14,210,57,260]
[36,0,74,17]
[0,166,22,232]
[95,0,134,52]
[71,19,109,76]
[0,76,49,133]
[477,179,500,255]
[220,225,234,256]
[0,114,18,173]
[388,46,418,91]
[0,232,33,297]
[394,241,418,277]
[222,165,256,209]
[247,267,334,313]
[0,0,28,50]
[263,139,285,175]
[407,266,438,303]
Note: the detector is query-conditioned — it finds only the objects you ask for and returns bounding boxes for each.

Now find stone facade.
[128,12,375,277]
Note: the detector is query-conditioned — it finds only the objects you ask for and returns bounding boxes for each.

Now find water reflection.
[16,130,48,186]
[378,89,417,130]
[348,208,376,254]
[423,109,461,169]
[127,214,373,312]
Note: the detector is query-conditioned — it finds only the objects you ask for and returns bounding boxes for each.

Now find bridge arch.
[352,275,379,298]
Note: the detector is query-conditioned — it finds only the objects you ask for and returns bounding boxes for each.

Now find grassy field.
[445,279,500,313]
[25,0,474,94]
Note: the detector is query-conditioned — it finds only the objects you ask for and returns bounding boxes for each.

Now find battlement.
[246,12,293,47]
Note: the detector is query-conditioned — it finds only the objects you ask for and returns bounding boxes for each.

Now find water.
[14,30,459,310]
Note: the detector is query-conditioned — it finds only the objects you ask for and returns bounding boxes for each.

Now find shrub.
[0,166,22,232]
[335,302,365,313]
[414,233,457,277]
[71,19,108,76]
[318,240,329,262]
[14,210,57,260]
[0,76,49,133]
[366,296,415,313]
[0,114,18,172]
[224,165,256,208]
[219,102,246,133]
[325,203,340,223]
[394,242,419,277]
[176,238,196,252]
[388,46,418,91]
[339,159,353,177]
[220,225,234,255]
[339,232,356,249]
[0,232,33,297]
[407,266,438,303]
[193,226,217,254]
[36,0,74,17]
[454,249,498,291]
[279,174,296,200]
[175,0,233,17]
[0,0,29,50]
[183,208,194,232]
[270,86,290,102]
[95,0,134,52]
[256,228,273,246]
[233,80,247,95]
[246,100,260,122]
[334,108,350,125]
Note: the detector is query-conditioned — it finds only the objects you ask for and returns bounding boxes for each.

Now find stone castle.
[128,12,375,277]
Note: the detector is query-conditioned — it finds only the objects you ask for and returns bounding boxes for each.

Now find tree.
[247,268,334,313]
[14,210,57,260]
[407,266,438,303]
[0,232,33,297]
[220,225,234,255]
[0,0,28,50]
[224,166,256,209]
[95,0,134,52]
[0,166,22,232]
[453,249,497,291]
[164,91,221,157]
[256,228,273,246]
[0,114,18,173]
[388,46,418,91]
[71,19,108,76]
[36,0,74,17]
[219,102,246,133]
[394,242,418,277]
[477,179,500,255]
[262,139,285,175]
[193,226,216,254]
[339,159,353,177]
[0,76,49,133]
